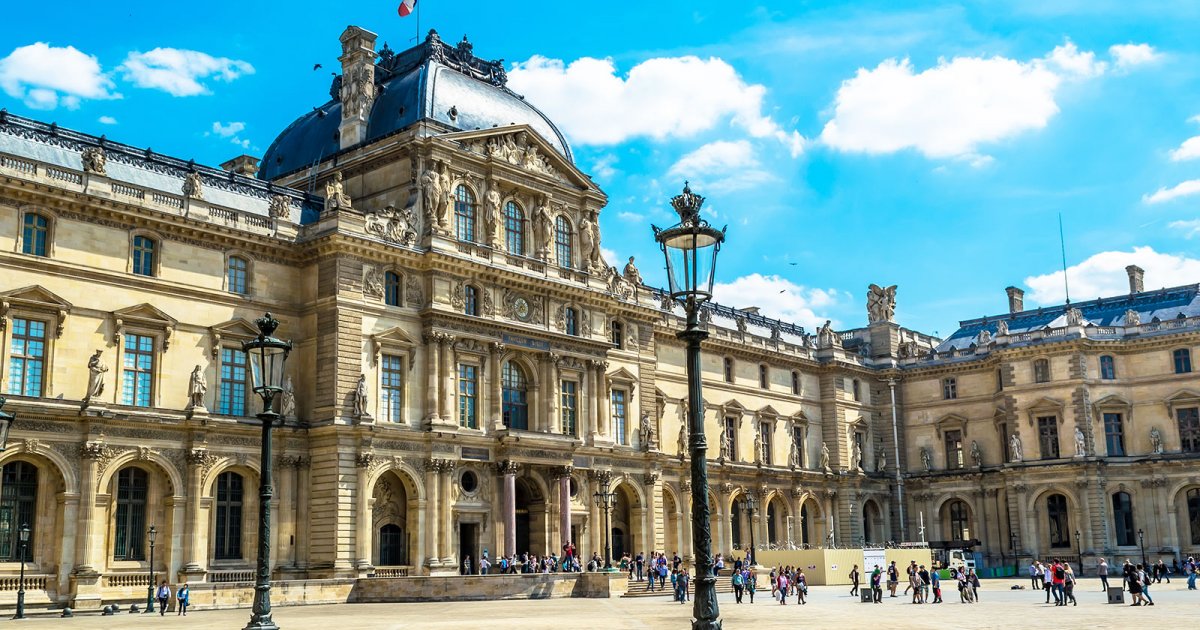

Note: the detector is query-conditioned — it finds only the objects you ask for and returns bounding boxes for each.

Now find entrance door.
[379,524,405,566]
[612,527,626,561]
[459,523,478,574]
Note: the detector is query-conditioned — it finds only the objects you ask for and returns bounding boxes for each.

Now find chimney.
[220,155,260,177]
[1006,286,1024,313]
[1126,265,1144,294]
[338,25,378,149]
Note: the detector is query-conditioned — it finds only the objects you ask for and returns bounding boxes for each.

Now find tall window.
[554,216,572,268]
[464,285,479,316]
[723,358,734,383]
[1100,355,1116,380]
[1037,416,1060,459]
[853,379,862,402]
[122,333,154,407]
[218,348,249,416]
[501,362,527,430]
[458,364,477,429]
[759,422,772,465]
[1187,488,1200,545]
[611,321,624,349]
[384,271,401,307]
[565,307,579,336]
[1178,407,1200,454]
[7,318,46,397]
[504,201,525,254]
[945,429,964,469]
[0,461,37,560]
[560,381,578,436]
[942,377,957,400]
[792,427,805,467]
[948,500,969,541]
[454,185,476,242]
[1174,348,1193,374]
[380,354,404,423]
[226,256,248,295]
[113,467,147,560]
[999,421,1010,463]
[612,389,628,445]
[21,212,48,256]
[1047,494,1070,548]
[131,235,156,277]
[214,471,244,560]
[1112,491,1135,546]
[724,417,738,460]
[1103,412,1125,456]
[791,371,800,396]
[759,365,769,389]
[1033,358,1050,383]
[800,503,811,545]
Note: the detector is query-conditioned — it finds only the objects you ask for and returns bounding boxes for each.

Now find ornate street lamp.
[1137,528,1146,568]
[144,525,157,613]
[591,474,615,570]
[0,396,17,451]
[1075,529,1083,576]
[242,313,291,630]
[13,523,28,620]
[653,182,726,630]
[742,495,757,566]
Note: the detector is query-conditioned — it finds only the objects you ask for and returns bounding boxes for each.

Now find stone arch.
[371,468,420,567]
[201,458,260,496]
[1028,486,1080,556]
[861,498,884,545]
[499,352,541,388]
[98,449,182,497]
[764,491,790,546]
[610,478,642,559]
[1172,483,1200,551]
[205,464,259,565]
[0,444,76,495]
[100,456,180,568]
[366,462,426,502]
[661,483,682,556]
[934,494,976,542]
[797,494,825,547]
[0,450,71,567]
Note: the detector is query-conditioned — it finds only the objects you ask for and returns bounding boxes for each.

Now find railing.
[151,191,184,210]
[210,207,238,225]
[370,567,411,578]
[0,574,49,591]
[245,214,272,229]
[111,182,145,200]
[207,570,254,583]
[46,166,82,184]
[0,155,37,175]
[104,573,150,588]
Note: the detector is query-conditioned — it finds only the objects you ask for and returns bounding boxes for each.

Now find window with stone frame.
[759,422,772,465]
[948,500,969,541]
[1112,491,1136,547]
[611,389,628,445]
[724,416,738,460]
[213,471,244,560]
[791,426,805,467]
[1033,358,1051,383]
[226,255,249,295]
[1178,407,1200,454]
[464,285,479,316]
[131,235,157,277]
[380,354,404,423]
[217,347,250,416]
[0,461,37,560]
[998,421,1010,463]
[1100,355,1116,380]
[1047,493,1070,548]
[454,185,477,242]
[1103,412,1125,456]
[942,377,957,400]
[7,318,47,397]
[554,215,573,268]
[853,379,863,402]
[565,307,578,336]
[384,271,402,307]
[723,357,734,383]
[121,333,155,407]
[610,320,624,349]
[501,361,528,430]
[458,363,478,429]
[20,212,49,257]
[791,371,800,396]
[504,200,525,255]
[944,429,964,469]
[1173,348,1193,374]
[1187,488,1200,545]
[113,467,148,560]
[560,380,578,436]
[1037,415,1060,459]
[759,364,769,389]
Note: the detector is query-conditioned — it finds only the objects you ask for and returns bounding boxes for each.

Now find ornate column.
[182,448,213,578]
[424,333,441,425]
[500,461,518,558]
[681,480,694,563]
[1013,483,1031,557]
[69,444,104,609]
[355,453,375,571]
[596,361,610,438]
[547,355,561,434]
[439,460,455,564]
[424,459,440,569]
[553,467,572,550]
[644,472,662,552]
[489,342,504,431]
[440,336,457,423]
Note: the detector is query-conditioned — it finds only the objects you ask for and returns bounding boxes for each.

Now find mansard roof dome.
[259,29,572,181]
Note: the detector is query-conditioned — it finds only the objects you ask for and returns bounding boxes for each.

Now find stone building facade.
[0,26,1195,608]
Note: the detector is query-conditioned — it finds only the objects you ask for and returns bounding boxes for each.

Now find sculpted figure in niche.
[852,440,863,471]
[484,181,502,246]
[720,430,732,461]
[280,376,296,418]
[819,442,830,473]
[579,211,600,272]
[1149,426,1163,454]
[532,197,553,258]
[789,439,800,468]
[876,448,886,473]
[325,171,352,213]
[920,447,932,472]
[639,413,653,450]
[187,364,207,410]
[677,423,688,460]
[420,164,441,228]
[1074,426,1087,457]
[753,431,763,464]
[970,440,982,468]
[81,146,107,175]
[866,284,897,323]
[83,349,108,404]
[1010,433,1023,463]
[353,374,369,418]
[436,164,452,229]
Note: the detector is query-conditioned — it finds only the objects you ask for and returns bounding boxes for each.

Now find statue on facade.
[677,423,688,460]
[484,182,502,247]
[970,440,982,468]
[182,171,204,200]
[280,375,296,418]
[268,194,290,220]
[344,65,374,120]
[1010,433,1023,463]
[817,320,840,349]
[1124,309,1141,327]
[81,146,107,175]
[876,448,886,473]
[365,205,418,247]
[996,319,1009,336]
[1064,306,1084,327]
[623,256,643,286]
[352,373,369,418]
[532,197,553,259]
[1074,426,1087,457]
[977,329,992,346]
[866,284,897,323]
[579,211,601,272]
[187,364,207,410]
[920,447,932,472]
[83,349,108,404]
[819,442,830,473]
[852,440,863,471]
[324,171,352,213]
[1150,426,1163,454]
[420,164,441,229]
[753,431,763,464]
[720,430,732,461]
[638,413,653,451]
[437,164,452,229]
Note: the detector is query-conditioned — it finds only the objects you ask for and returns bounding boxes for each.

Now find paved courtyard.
[16,578,1194,629]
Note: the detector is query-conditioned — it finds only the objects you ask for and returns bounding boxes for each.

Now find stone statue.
[1150,426,1163,454]
[639,413,653,450]
[1064,306,1083,327]
[485,183,502,246]
[324,171,352,213]
[280,375,296,418]
[677,423,688,459]
[1074,426,1087,457]
[532,197,552,259]
[1124,309,1141,327]
[623,256,643,286]
[579,211,601,271]
[420,165,441,228]
[753,431,763,464]
[182,172,204,200]
[920,447,932,472]
[187,364,207,410]
[875,448,886,473]
[365,205,418,247]
[268,194,290,220]
[866,284,897,323]
[819,442,831,473]
[83,349,108,404]
[817,320,840,349]
[996,319,1009,336]
[437,164,452,229]
[344,65,374,120]
[970,440,982,468]
[352,373,369,418]
[81,146,107,175]
[720,430,732,461]
[977,329,992,346]
[1010,433,1023,463]
[852,440,863,471]
[735,317,747,334]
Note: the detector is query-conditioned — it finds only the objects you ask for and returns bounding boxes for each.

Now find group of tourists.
[1029,559,1078,606]
[768,565,810,604]
[467,545,585,575]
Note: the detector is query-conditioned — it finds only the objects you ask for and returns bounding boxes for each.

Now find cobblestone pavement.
[18,579,1194,629]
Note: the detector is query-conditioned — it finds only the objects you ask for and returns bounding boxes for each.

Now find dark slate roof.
[937,284,1200,352]
[259,30,572,181]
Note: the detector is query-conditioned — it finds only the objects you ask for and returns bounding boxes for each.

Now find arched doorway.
[799,498,821,548]
[610,482,639,560]
[766,496,787,547]
[940,499,972,542]
[662,487,680,557]
[1046,493,1071,550]
[862,500,883,546]
[371,470,417,568]
[514,476,547,558]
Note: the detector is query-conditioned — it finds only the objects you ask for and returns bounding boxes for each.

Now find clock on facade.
[513,296,531,321]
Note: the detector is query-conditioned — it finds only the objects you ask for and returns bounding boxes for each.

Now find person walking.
[930,568,942,603]
[776,571,789,605]
[871,565,883,603]
[156,580,171,616]
[746,569,757,603]
[176,583,189,616]
[968,568,980,603]
[1043,561,1055,604]
[1098,558,1109,592]
[910,566,923,604]
[1128,563,1145,606]
[732,568,744,603]
[1063,564,1077,606]
[1187,557,1198,590]
[849,564,860,597]
[1029,561,1042,590]
[887,561,899,597]
[1139,564,1155,606]
[1051,560,1066,606]
[795,570,808,605]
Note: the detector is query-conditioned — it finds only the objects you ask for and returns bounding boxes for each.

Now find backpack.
[1054,566,1065,580]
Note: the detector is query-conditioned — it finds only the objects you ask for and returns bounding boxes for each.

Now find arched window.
[502,361,529,430]
[504,201,525,255]
[214,471,244,560]
[464,285,479,316]
[226,256,248,295]
[113,467,148,560]
[1188,488,1200,545]
[1099,355,1116,380]
[454,185,476,242]
[1033,358,1051,383]
[131,235,157,277]
[21,212,49,257]
[948,500,969,541]
[611,321,624,349]
[0,461,37,560]
[554,216,573,268]
[1112,491,1135,546]
[378,523,406,565]
[730,501,743,549]
[1046,494,1070,548]
[385,271,401,307]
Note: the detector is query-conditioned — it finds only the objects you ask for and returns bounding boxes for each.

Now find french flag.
[398,0,416,17]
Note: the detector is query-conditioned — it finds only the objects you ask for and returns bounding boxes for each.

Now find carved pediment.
[1092,394,1132,410]
[112,303,177,349]
[208,318,261,358]
[371,325,418,369]
[0,285,72,337]
[607,367,638,385]
[1164,388,1200,415]
[441,125,597,191]
[934,413,969,438]
[1025,396,1066,426]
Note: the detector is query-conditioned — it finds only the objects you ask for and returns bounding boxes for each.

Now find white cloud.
[120,48,253,96]
[1144,179,1200,204]
[208,121,251,149]
[711,273,840,330]
[1169,220,1200,239]
[1169,136,1200,161]
[1110,43,1161,69]
[590,154,618,180]
[1024,246,1200,304]
[97,115,117,125]
[0,42,118,109]
[667,140,777,193]
[819,41,1147,159]
[600,247,619,267]
[507,55,804,155]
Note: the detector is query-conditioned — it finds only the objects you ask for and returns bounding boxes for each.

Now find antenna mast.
[1059,214,1071,305]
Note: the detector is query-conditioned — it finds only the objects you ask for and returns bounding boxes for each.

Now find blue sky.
[3,1,1199,337]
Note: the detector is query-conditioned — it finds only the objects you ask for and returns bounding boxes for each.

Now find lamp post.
[242,313,291,630]
[1075,529,1083,576]
[591,473,615,570]
[742,494,757,566]
[653,182,726,630]
[144,525,157,613]
[1137,528,1146,568]
[13,523,28,620]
